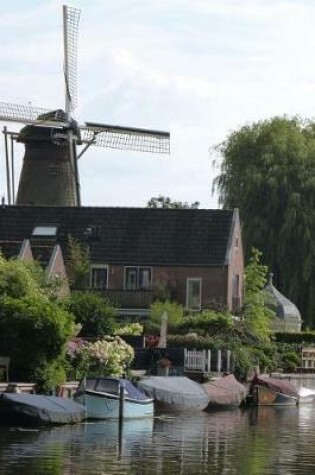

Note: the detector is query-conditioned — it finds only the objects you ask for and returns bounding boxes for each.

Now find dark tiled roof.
[0,240,23,259]
[0,206,235,267]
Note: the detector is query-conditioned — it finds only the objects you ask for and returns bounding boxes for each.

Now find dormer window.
[32,226,58,237]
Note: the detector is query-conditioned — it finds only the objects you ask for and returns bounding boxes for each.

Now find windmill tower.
[0,6,170,207]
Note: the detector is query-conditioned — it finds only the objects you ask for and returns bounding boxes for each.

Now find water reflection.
[1,405,315,474]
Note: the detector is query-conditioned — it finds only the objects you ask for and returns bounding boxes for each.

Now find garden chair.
[0,357,10,382]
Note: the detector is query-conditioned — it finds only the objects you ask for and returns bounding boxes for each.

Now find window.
[125,267,152,290]
[32,225,57,237]
[186,278,202,311]
[90,265,108,289]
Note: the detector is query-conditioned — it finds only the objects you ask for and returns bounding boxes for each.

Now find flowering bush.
[114,323,143,336]
[68,336,134,379]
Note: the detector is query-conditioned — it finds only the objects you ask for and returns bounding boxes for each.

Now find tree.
[0,253,76,389]
[147,195,200,209]
[64,292,116,338]
[66,235,90,289]
[213,116,315,326]
[242,248,274,342]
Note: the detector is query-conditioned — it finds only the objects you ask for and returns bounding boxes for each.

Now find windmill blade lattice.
[63,6,81,113]
[81,123,170,154]
[0,102,50,125]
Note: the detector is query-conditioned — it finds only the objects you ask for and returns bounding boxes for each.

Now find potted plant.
[157,356,171,376]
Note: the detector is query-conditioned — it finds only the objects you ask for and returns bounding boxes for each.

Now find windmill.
[0,5,170,207]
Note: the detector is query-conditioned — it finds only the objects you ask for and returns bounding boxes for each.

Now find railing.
[91,288,156,308]
[184,349,232,373]
[184,349,211,373]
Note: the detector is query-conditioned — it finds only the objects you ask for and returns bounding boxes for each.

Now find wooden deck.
[0,382,37,393]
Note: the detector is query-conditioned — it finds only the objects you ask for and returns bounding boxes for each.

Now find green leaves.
[64,291,115,338]
[242,248,274,342]
[0,296,75,390]
[214,116,315,325]
[150,300,184,326]
[146,195,200,209]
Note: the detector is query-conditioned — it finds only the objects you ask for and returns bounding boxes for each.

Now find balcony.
[90,288,156,309]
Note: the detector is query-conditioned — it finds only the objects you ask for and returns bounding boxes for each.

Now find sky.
[1,0,315,209]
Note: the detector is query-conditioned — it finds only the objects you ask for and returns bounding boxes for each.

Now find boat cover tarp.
[121,379,151,401]
[252,376,298,398]
[203,375,246,407]
[0,393,87,424]
[138,376,209,409]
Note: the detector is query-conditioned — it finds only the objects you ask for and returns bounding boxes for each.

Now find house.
[0,205,244,319]
[0,236,70,299]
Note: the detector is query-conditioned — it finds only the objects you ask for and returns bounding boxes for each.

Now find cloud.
[2,0,315,208]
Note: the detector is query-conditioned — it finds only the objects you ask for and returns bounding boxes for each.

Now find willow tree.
[213,116,315,326]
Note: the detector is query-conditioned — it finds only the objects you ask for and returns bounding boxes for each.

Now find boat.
[138,376,209,412]
[0,392,87,426]
[298,386,315,404]
[203,374,247,409]
[73,376,154,420]
[247,375,298,406]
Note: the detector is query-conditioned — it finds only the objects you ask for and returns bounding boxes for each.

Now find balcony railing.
[90,288,156,308]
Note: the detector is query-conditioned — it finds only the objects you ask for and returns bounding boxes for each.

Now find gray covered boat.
[0,393,87,425]
[138,376,209,412]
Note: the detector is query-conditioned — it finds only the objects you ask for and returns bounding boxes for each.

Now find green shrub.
[177,311,234,335]
[64,292,116,338]
[0,296,75,391]
[274,331,315,344]
[114,323,143,336]
[150,300,184,326]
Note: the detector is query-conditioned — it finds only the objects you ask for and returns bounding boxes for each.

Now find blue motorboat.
[74,377,154,420]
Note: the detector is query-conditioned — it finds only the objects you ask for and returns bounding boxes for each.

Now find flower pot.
[157,367,169,376]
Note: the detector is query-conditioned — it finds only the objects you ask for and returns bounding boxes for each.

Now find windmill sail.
[63,5,80,115]
[81,123,170,154]
[0,102,50,125]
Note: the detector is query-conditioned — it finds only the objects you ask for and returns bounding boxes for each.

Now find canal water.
[1,403,315,475]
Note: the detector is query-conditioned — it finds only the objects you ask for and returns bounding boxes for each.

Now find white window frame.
[90,264,109,289]
[186,278,202,311]
[124,266,152,290]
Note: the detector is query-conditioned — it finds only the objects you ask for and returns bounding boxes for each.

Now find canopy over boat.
[138,376,209,410]
[251,376,298,398]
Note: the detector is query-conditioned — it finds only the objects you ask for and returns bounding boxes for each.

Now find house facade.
[0,205,244,318]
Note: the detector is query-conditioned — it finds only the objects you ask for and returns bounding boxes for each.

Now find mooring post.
[119,382,125,428]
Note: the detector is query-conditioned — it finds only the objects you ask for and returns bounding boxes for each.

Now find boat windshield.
[94,378,120,395]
